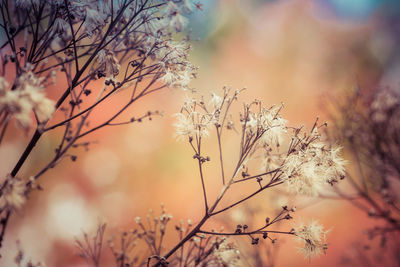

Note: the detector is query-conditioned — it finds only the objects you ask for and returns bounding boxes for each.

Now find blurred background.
[1,0,400,266]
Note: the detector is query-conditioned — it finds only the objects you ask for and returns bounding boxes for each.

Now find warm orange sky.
[2,0,399,266]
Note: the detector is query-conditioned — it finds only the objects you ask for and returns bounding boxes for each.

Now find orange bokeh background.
[1,0,399,266]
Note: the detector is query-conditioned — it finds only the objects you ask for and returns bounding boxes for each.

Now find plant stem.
[154,214,210,266]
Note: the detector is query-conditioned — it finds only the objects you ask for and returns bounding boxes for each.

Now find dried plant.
[329,86,400,262]
[223,201,283,267]
[14,240,45,267]
[339,234,400,267]
[75,223,106,267]
[76,206,238,267]
[0,0,349,265]
[75,87,347,266]
[158,87,344,264]
[76,87,346,266]
[0,0,199,256]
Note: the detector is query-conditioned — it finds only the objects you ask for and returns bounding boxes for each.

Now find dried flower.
[209,240,241,266]
[209,92,223,110]
[52,18,70,36]
[95,50,120,78]
[165,2,188,32]
[295,221,328,259]
[83,7,106,38]
[243,105,287,147]
[0,175,26,210]
[173,113,198,138]
[282,143,346,196]
[0,71,55,128]
[159,41,196,90]
[173,100,216,139]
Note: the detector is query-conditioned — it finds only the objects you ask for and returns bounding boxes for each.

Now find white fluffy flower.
[259,106,287,146]
[0,175,26,210]
[210,240,241,266]
[244,112,258,133]
[83,7,105,38]
[281,143,346,197]
[161,65,194,90]
[209,92,223,109]
[164,2,188,32]
[96,49,120,78]
[173,96,220,140]
[52,18,70,36]
[157,41,195,90]
[0,71,55,128]
[243,106,287,146]
[295,221,328,259]
[173,111,213,140]
[174,112,197,138]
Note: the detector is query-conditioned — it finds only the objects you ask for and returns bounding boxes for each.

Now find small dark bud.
[265,217,270,224]
[97,71,105,78]
[251,238,259,245]
[263,232,268,239]
[9,26,16,34]
[71,155,77,161]
[84,89,91,96]
[284,214,292,220]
